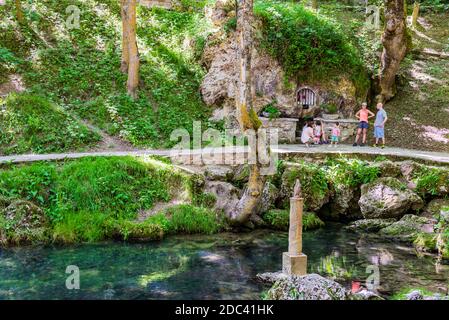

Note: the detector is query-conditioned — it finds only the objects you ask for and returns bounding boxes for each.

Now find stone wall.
[260,117,298,144]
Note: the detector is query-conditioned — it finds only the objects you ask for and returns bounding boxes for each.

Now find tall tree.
[411,2,420,28]
[120,0,130,73]
[378,0,408,102]
[229,0,266,225]
[121,0,139,98]
[15,0,24,23]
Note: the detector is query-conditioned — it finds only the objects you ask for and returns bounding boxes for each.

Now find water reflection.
[0,223,448,299]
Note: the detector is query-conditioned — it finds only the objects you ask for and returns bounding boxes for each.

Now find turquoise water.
[1,224,448,299]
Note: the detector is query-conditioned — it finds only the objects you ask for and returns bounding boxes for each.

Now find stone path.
[1,144,448,165]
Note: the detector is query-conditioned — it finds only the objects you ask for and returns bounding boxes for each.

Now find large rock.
[346,218,396,233]
[204,181,240,217]
[379,214,436,241]
[204,165,234,181]
[328,185,362,220]
[266,273,347,300]
[0,200,49,245]
[358,177,424,219]
[258,182,279,214]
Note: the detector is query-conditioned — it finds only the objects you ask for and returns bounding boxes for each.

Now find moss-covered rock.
[346,218,396,233]
[0,200,50,245]
[359,177,424,219]
[422,198,449,218]
[379,214,436,241]
[412,166,449,198]
[280,164,330,212]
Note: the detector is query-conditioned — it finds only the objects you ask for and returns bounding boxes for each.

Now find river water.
[1,223,448,299]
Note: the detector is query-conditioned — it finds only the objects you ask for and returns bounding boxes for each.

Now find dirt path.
[1,144,448,165]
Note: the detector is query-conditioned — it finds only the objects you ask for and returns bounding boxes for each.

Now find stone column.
[282,179,307,275]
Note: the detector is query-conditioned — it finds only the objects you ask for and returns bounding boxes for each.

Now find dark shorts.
[358,121,369,129]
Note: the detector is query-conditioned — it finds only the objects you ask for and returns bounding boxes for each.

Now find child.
[330,122,341,147]
[353,102,375,147]
[313,120,326,144]
[301,121,315,147]
[373,102,388,148]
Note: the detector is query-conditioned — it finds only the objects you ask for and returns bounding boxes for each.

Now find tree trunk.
[126,0,139,99]
[15,0,24,23]
[411,2,420,28]
[229,0,265,225]
[378,0,408,103]
[120,0,130,73]
[311,0,318,11]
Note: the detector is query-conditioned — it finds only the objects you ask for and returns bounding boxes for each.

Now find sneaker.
[360,143,366,147]
[352,143,358,147]
[381,144,385,149]
[372,144,378,148]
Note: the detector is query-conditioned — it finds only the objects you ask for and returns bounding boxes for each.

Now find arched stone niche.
[296,87,319,109]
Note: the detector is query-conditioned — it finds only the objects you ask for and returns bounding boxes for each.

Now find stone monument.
[282,179,307,275]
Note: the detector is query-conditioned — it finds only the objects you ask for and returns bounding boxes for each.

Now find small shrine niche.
[297,87,317,109]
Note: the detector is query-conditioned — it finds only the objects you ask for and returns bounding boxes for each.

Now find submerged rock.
[358,177,424,219]
[267,273,347,300]
[346,218,396,233]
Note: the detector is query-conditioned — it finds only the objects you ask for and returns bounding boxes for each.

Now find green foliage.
[0,156,201,244]
[224,16,237,33]
[324,158,380,188]
[254,0,369,96]
[283,162,329,210]
[262,102,281,120]
[414,167,449,197]
[0,0,215,151]
[321,103,338,114]
[316,254,358,281]
[0,93,100,155]
[262,209,324,231]
[147,204,222,235]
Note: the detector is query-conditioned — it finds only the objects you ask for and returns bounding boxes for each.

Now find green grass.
[0,93,100,155]
[0,0,215,151]
[254,0,370,97]
[262,209,324,231]
[0,156,219,244]
[147,204,223,235]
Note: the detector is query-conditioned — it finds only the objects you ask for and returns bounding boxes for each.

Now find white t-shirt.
[314,125,322,136]
[301,126,314,144]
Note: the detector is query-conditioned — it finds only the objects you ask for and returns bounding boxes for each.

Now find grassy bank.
[0,156,223,245]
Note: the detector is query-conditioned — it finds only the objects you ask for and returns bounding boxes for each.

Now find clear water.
[1,223,448,300]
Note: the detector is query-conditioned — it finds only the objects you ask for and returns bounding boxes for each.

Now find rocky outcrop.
[258,182,278,214]
[346,218,396,233]
[421,198,449,218]
[328,185,362,220]
[204,181,241,217]
[266,273,347,300]
[359,177,424,219]
[205,165,234,181]
[379,214,436,241]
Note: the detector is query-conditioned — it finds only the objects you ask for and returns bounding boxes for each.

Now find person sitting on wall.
[301,121,315,148]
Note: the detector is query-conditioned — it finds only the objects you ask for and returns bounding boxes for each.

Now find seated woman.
[301,121,315,147]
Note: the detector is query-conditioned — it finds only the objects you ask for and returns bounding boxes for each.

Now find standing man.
[373,102,388,148]
[353,102,375,147]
